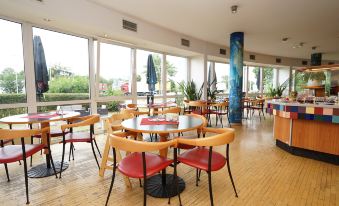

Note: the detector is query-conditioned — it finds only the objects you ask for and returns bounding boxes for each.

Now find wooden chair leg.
[99,136,111,177]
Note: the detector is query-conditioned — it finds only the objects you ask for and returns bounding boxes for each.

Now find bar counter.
[267,101,339,164]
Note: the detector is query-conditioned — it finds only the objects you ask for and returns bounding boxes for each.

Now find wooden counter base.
[274,115,339,165]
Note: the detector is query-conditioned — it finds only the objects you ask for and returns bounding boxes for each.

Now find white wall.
[190,55,207,100]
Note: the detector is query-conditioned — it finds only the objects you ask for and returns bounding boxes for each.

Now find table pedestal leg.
[27,122,69,178]
[146,133,186,198]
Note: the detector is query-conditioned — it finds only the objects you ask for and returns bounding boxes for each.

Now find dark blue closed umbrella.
[33,35,49,95]
[146,54,157,94]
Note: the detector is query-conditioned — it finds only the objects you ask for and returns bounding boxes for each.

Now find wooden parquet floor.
[0,117,338,206]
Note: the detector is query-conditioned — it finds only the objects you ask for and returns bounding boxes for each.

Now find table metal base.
[146,174,185,198]
[27,161,69,178]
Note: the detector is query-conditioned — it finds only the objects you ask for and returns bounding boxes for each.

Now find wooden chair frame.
[0,127,57,204]
[105,135,181,206]
[176,128,238,206]
[59,115,100,178]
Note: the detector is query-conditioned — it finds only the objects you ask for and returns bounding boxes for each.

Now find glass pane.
[215,62,230,94]
[166,55,187,95]
[278,68,290,96]
[0,19,26,104]
[0,107,27,120]
[97,100,132,116]
[99,43,132,97]
[33,28,90,102]
[262,67,274,93]
[136,50,162,96]
[248,66,260,93]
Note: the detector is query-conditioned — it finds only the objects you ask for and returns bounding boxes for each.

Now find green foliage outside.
[0,107,27,119]
[253,67,274,93]
[48,76,89,93]
[0,68,25,93]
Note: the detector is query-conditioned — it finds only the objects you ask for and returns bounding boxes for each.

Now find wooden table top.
[121,115,203,134]
[0,111,80,124]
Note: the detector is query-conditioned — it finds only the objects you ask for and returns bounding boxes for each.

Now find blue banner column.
[229,32,244,124]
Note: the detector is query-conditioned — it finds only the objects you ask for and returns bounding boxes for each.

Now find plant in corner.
[178,80,203,101]
[268,84,287,98]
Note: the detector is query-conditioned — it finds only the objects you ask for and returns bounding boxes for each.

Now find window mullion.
[22,22,37,113]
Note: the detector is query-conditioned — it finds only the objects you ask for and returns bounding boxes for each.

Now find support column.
[229,32,244,124]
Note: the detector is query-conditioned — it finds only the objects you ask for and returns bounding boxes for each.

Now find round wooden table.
[121,115,203,198]
[0,111,80,178]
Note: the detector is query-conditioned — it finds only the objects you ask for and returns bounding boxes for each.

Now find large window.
[99,43,132,97]
[166,55,187,95]
[278,68,290,96]
[136,49,162,96]
[248,66,260,93]
[0,19,26,104]
[215,62,230,94]
[262,67,275,93]
[33,28,89,102]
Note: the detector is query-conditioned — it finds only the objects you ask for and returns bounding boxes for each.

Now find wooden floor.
[1,116,338,206]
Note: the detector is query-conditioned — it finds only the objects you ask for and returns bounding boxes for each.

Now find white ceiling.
[90,0,339,60]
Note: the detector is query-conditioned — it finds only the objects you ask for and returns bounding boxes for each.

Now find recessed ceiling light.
[104,34,108,37]
[231,5,238,14]
[282,37,289,42]
[43,18,51,22]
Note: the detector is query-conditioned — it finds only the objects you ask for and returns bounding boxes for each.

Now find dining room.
[0,0,338,206]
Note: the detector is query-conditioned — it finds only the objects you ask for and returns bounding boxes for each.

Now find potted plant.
[178,80,203,101]
[268,84,287,98]
[303,71,326,86]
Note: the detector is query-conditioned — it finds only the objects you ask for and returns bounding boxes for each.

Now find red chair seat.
[178,147,226,171]
[251,106,263,110]
[118,152,173,178]
[209,110,228,115]
[62,132,92,143]
[0,144,44,164]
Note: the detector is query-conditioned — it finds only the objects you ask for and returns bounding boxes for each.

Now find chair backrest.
[187,100,207,114]
[0,127,49,141]
[109,133,175,152]
[126,104,138,110]
[106,112,134,132]
[157,107,181,115]
[121,108,149,116]
[210,101,228,109]
[176,127,235,147]
[61,114,100,132]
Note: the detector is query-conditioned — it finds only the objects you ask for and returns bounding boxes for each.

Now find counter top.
[267,100,339,109]
[267,101,339,124]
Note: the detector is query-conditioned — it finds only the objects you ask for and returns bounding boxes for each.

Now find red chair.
[59,115,101,178]
[105,135,180,206]
[176,127,238,206]
[0,127,57,204]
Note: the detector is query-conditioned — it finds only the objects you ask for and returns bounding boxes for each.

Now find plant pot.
[307,80,322,86]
